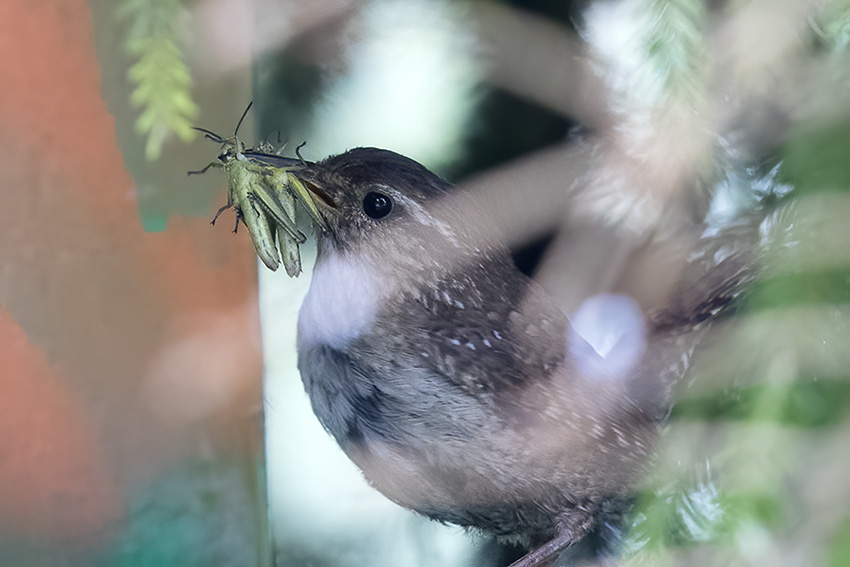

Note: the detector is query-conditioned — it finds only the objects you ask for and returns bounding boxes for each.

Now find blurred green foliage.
[118,0,198,160]
[829,516,850,566]
[819,0,850,51]
[674,379,850,429]
[619,1,850,564]
[748,268,850,310]
[779,113,850,194]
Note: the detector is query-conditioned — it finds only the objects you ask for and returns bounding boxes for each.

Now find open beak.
[286,175,335,231]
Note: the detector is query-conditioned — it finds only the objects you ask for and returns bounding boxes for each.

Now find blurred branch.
[470,2,613,131]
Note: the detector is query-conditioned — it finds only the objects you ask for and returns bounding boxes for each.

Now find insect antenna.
[192,127,225,143]
[234,101,253,137]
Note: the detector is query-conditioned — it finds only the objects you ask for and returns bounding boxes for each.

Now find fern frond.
[119,0,198,160]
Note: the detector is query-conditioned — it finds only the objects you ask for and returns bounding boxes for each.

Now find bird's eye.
[362,191,392,219]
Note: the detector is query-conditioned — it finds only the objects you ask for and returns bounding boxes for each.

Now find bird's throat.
[297,250,388,349]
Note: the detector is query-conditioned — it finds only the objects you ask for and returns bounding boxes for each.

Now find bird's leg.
[507,533,573,567]
[508,512,594,567]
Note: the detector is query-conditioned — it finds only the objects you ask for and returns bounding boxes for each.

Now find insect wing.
[250,173,305,244]
[241,150,302,169]
[270,170,328,231]
[277,188,302,277]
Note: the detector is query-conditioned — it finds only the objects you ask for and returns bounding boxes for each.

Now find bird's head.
[298,148,452,244]
[292,147,480,284]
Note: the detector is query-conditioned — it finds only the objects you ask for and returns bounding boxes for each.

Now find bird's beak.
[242,150,336,233]
[286,174,337,231]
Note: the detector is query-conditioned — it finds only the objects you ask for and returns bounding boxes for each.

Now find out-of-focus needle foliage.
[118,0,198,160]
[644,0,706,104]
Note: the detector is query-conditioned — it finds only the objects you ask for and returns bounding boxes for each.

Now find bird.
[276,146,752,567]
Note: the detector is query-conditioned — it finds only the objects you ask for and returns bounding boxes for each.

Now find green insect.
[188,103,324,276]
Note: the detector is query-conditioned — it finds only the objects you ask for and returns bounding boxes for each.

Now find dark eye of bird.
[363,191,393,219]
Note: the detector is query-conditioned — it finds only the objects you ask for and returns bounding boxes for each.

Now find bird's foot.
[508,512,594,567]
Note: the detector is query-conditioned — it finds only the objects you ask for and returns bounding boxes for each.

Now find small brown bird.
[275,146,753,566]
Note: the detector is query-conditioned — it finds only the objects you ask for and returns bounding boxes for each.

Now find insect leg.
[187,161,222,176]
[210,204,232,226]
[295,141,308,166]
[229,164,281,271]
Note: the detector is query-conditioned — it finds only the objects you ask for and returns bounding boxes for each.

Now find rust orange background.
[0,0,265,555]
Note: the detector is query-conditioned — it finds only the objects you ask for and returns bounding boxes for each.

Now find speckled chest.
[296,247,567,447]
